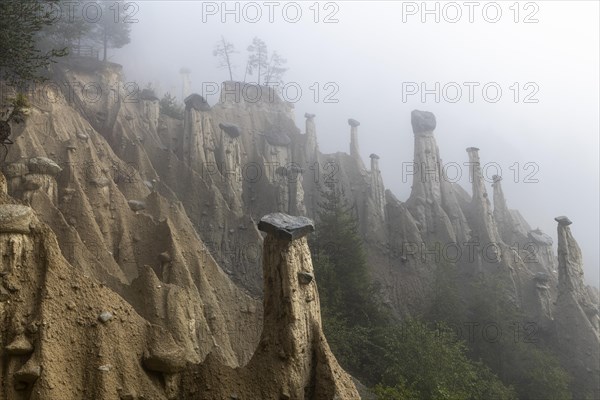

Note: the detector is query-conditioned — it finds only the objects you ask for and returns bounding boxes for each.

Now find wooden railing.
[70,45,100,60]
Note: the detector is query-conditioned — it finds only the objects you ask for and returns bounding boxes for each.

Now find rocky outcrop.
[553,217,600,398]
[0,63,267,398]
[0,202,168,400]
[405,110,456,243]
[2,157,62,205]
[368,153,385,220]
[180,213,360,399]
[304,113,318,161]
[348,118,361,162]
[465,147,500,246]
[180,104,218,174]
[2,57,597,399]
[184,93,211,112]
[492,175,519,244]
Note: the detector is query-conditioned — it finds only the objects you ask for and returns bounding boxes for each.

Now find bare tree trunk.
[227,60,233,81]
[257,49,262,85]
[222,36,233,81]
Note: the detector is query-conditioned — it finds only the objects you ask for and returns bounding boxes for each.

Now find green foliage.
[425,258,466,324]
[313,182,388,328]
[375,320,516,400]
[36,0,93,55]
[312,182,515,399]
[246,37,287,85]
[159,92,183,119]
[36,0,132,62]
[94,1,132,61]
[460,275,573,400]
[372,383,418,400]
[213,36,236,81]
[320,313,387,385]
[0,0,68,85]
[264,51,288,85]
[246,37,268,85]
[7,93,32,123]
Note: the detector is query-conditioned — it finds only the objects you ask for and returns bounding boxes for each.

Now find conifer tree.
[313,181,384,327]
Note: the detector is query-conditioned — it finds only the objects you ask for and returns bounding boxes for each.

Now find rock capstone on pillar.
[554,216,600,397]
[253,212,359,398]
[304,113,318,160]
[348,118,361,160]
[405,110,456,242]
[555,216,584,295]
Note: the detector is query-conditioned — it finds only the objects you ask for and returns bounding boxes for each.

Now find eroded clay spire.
[466,146,500,244]
[406,110,455,242]
[348,118,360,160]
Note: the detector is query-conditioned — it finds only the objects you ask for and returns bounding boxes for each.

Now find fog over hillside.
[112,1,598,284]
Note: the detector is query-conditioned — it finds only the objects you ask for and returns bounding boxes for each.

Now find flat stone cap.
[411,110,436,133]
[219,123,241,138]
[348,118,360,127]
[369,153,380,159]
[128,200,146,212]
[265,131,291,147]
[304,113,316,119]
[28,157,62,175]
[184,93,211,112]
[466,147,480,153]
[0,205,33,233]
[258,213,314,241]
[555,216,572,226]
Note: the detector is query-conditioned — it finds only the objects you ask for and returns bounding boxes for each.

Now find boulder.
[142,348,187,374]
[297,271,314,285]
[410,110,436,133]
[184,93,211,112]
[128,200,146,212]
[0,204,33,233]
[348,118,360,127]
[258,213,314,241]
[5,335,34,355]
[27,157,62,175]
[218,123,241,138]
[554,215,572,226]
[98,311,113,323]
[14,362,41,384]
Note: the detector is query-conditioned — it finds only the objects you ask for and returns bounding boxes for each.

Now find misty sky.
[112,1,599,286]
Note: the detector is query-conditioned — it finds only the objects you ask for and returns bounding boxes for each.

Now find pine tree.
[246,37,268,85]
[36,0,93,55]
[264,51,287,85]
[94,1,132,62]
[313,181,384,327]
[213,36,236,81]
[0,0,68,85]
